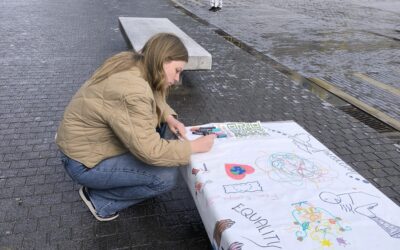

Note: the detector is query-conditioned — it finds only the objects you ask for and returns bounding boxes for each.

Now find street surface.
[0,0,399,249]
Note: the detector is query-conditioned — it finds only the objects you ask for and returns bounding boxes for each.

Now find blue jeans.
[61,125,179,217]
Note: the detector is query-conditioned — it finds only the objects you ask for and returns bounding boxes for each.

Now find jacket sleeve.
[162,103,177,121]
[108,90,191,167]
[153,92,178,122]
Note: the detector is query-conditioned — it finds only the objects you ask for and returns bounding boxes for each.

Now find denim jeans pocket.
[61,155,69,167]
[61,154,87,182]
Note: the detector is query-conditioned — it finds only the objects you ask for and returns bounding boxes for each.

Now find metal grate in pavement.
[338,105,397,134]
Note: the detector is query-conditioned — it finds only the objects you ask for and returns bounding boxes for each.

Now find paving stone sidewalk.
[0,0,399,249]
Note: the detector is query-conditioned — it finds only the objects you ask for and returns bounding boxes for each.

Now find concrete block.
[119,17,212,70]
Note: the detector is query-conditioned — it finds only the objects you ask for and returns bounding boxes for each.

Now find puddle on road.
[259,30,400,78]
[214,29,399,139]
[215,29,347,106]
[171,3,399,138]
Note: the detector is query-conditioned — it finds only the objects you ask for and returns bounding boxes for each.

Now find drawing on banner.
[206,192,279,208]
[320,191,400,238]
[265,127,355,172]
[206,194,222,207]
[356,204,400,238]
[223,181,263,194]
[319,191,379,213]
[225,121,269,137]
[264,128,325,154]
[192,168,200,176]
[225,163,255,180]
[322,150,354,172]
[227,241,244,250]
[192,163,209,176]
[213,219,236,249]
[346,171,370,184]
[195,180,212,196]
[289,133,326,154]
[291,201,351,247]
[263,128,289,136]
[232,203,282,248]
[192,122,269,139]
[255,152,337,187]
[192,163,212,197]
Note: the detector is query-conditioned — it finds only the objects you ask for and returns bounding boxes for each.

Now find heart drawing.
[225,163,255,180]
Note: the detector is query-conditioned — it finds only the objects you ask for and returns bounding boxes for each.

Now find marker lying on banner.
[193,131,227,138]
[190,126,216,132]
[215,133,227,138]
[191,127,221,133]
[192,131,209,135]
[191,126,227,138]
[192,129,223,135]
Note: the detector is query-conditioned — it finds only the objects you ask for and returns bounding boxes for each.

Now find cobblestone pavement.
[174,0,400,126]
[0,0,399,249]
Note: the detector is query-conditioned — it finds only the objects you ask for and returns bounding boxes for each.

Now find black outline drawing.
[223,181,263,194]
[346,171,369,184]
[265,128,325,154]
[241,235,282,249]
[319,191,400,238]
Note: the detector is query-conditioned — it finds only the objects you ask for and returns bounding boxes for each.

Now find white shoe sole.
[79,187,119,222]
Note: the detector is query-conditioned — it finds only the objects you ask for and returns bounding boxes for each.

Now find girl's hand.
[190,134,216,153]
[166,115,187,140]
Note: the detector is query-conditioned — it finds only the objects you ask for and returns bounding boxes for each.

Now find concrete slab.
[119,17,212,70]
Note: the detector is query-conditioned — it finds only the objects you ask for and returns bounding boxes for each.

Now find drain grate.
[339,105,397,134]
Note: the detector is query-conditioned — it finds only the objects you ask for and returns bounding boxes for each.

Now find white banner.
[181,121,400,250]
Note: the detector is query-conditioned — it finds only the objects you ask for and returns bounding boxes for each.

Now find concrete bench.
[118,17,212,70]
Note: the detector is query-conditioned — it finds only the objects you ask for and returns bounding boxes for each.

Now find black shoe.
[79,187,119,222]
[209,6,216,11]
[216,7,222,11]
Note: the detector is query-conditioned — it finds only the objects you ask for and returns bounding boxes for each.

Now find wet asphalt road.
[174,0,400,129]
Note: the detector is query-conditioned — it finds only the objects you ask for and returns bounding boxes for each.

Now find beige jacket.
[56,67,191,168]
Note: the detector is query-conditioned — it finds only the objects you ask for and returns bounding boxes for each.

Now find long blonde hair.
[87,33,188,101]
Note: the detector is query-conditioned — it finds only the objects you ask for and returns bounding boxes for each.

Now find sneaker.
[79,187,119,222]
[209,6,216,11]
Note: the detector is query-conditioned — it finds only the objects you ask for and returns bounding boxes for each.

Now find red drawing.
[225,163,255,180]
[192,168,200,175]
